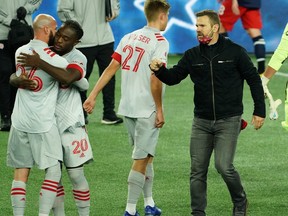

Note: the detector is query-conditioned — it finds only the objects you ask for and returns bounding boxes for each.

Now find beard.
[48,30,55,46]
[197,30,214,45]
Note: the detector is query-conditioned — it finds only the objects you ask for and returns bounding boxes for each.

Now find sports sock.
[39,163,61,215]
[52,181,65,216]
[67,167,90,216]
[252,35,266,74]
[143,163,155,207]
[125,170,145,214]
[11,180,26,216]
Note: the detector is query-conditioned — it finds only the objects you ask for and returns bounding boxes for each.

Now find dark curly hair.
[63,20,84,40]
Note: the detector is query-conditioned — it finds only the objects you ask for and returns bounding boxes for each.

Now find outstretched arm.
[17,50,82,85]
[83,59,120,114]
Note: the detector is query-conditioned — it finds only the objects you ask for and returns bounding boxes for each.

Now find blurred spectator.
[58,0,123,125]
[0,0,42,131]
[218,0,266,74]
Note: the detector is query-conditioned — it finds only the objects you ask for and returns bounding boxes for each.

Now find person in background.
[57,0,123,125]
[0,0,42,131]
[150,9,265,216]
[218,0,266,74]
[83,1,170,215]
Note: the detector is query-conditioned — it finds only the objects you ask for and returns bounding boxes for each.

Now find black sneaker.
[85,116,89,125]
[0,115,11,132]
[101,116,123,125]
[233,199,248,216]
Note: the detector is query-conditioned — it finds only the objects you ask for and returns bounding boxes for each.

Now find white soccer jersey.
[55,47,87,133]
[12,39,69,133]
[113,26,169,118]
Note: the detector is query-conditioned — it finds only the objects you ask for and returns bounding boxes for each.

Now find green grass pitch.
[1,54,288,215]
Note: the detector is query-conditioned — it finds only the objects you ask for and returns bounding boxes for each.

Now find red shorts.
[219,0,263,31]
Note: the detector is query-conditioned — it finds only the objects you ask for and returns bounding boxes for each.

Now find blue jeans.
[190,116,246,216]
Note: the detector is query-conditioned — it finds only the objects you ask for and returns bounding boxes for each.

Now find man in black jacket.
[150,10,265,216]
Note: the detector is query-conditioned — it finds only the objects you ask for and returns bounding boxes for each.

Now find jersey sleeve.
[268,23,288,71]
[112,37,125,63]
[66,63,84,80]
[73,77,89,91]
[152,38,169,67]
[112,0,120,17]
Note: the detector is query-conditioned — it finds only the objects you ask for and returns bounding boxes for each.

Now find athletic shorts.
[61,126,93,168]
[124,112,160,160]
[219,0,263,31]
[7,124,63,170]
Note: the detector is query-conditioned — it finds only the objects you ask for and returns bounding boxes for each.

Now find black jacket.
[155,35,266,120]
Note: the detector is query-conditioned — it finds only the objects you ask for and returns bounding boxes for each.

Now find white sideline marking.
[276,72,288,78]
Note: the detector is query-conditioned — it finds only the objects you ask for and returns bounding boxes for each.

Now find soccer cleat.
[233,199,248,216]
[124,210,140,216]
[145,205,162,216]
[101,115,123,125]
[85,116,89,125]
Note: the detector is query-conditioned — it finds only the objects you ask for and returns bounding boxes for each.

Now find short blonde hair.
[144,0,170,22]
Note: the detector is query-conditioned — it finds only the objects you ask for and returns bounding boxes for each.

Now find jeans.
[190,116,246,216]
[0,40,17,118]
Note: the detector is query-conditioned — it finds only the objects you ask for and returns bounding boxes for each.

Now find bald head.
[33,14,57,30]
[32,14,57,45]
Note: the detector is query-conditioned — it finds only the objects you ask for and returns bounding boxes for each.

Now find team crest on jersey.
[286,31,288,36]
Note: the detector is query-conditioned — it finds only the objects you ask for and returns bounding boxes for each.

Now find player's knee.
[45,162,62,182]
[67,167,89,190]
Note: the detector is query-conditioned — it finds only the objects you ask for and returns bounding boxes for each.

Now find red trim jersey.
[12,39,68,133]
[55,47,87,133]
[113,26,169,118]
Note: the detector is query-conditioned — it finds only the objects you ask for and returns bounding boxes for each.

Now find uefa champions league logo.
[133,0,198,34]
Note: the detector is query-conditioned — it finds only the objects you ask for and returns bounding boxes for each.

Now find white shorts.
[124,112,160,159]
[61,126,93,168]
[7,124,63,170]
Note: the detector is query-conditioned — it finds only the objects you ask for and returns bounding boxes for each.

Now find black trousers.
[78,42,116,118]
[0,40,17,118]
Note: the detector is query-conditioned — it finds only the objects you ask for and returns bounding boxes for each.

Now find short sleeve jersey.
[55,48,87,133]
[268,23,288,71]
[113,26,169,118]
[12,39,69,133]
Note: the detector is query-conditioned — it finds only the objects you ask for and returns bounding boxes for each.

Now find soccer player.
[6,14,84,216]
[83,0,170,215]
[12,20,94,216]
[218,0,266,74]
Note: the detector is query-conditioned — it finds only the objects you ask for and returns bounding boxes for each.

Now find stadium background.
[33,0,287,54]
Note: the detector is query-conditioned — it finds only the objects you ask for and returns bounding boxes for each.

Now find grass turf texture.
[1,54,288,215]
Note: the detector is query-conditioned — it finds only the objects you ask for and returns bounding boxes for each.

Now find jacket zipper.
[202,54,220,120]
